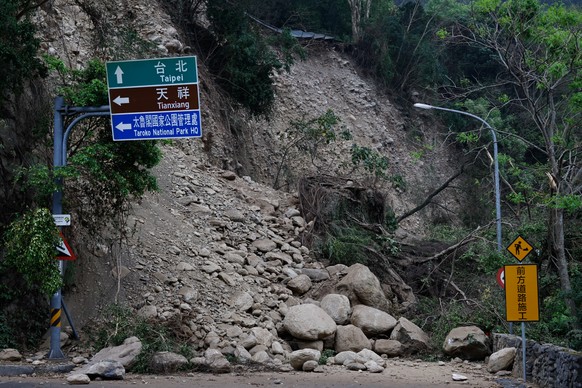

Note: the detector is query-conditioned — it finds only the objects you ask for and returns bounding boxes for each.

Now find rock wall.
[493,333,582,388]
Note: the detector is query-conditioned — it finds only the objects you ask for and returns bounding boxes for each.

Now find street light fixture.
[413,103,502,253]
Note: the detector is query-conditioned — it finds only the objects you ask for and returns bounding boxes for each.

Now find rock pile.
[42,146,438,380]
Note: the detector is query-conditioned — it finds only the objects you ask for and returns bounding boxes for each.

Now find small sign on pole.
[496,267,505,289]
[507,235,534,262]
[56,232,76,261]
[52,214,71,226]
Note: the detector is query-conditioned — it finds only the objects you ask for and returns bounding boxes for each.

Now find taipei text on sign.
[106,57,202,141]
[504,264,539,322]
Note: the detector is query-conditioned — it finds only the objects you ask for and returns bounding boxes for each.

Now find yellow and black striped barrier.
[50,308,61,328]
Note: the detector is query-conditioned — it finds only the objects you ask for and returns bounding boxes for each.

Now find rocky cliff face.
[18,0,470,357]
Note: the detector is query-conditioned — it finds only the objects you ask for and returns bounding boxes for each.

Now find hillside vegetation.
[0,0,580,360]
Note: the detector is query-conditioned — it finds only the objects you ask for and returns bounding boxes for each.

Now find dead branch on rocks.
[397,164,465,223]
[394,220,495,266]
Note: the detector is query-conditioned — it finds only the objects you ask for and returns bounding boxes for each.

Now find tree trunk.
[551,207,579,329]
[348,0,362,42]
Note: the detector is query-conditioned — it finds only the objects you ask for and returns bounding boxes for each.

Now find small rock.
[302,360,319,372]
[67,374,91,385]
[452,373,468,381]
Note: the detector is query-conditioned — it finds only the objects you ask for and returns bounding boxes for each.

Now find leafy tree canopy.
[0,0,47,101]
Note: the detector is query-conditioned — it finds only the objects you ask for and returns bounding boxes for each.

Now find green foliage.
[207,0,304,116]
[15,164,79,205]
[354,1,447,90]
[322,226,375,266]
[22,58,162,226]
[270,29,307,72]
[0,312,14,348]
[318,194,399,267]
[88,304,186,373]
[45,57,108,106]
[275,109,350,188]
[390,174,406,191]
[349,144,389,179]
[2,208,61,295]
[414,292,504,350]
[319,349,335,364]
[0,0,47,99]
[526,272,581,349]
[547,194,582,215]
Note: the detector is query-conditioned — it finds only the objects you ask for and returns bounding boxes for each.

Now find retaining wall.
[493,333,582,388]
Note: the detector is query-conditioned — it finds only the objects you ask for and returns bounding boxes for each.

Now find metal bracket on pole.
[48,96,110,359]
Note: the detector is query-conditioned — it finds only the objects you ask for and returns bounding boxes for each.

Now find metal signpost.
[106,56,202,141]
[505,235,538,382]
[49,55,202,359]
[49,97,110,358]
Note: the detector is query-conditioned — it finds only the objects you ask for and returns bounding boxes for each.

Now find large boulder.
[90,336,142,370]
[283,304,337,340]
[79,360,125,380]
[442,326,491,361]
[335,264,391,312]
[374,339,403,357]
[320,294,351,325]
[334,324,370,353]
[389,317,429,354]
[149,351,188,373]
[487,347,516,372]
[350,305,397,336]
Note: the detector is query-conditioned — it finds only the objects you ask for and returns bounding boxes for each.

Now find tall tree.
[445,0,581,325]
[348,0,373,41]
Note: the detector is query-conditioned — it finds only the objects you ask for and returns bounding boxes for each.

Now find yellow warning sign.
[507,235,534,262]
[505,264,539,322]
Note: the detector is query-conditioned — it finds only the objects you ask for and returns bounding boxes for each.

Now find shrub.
[3,208,61,295]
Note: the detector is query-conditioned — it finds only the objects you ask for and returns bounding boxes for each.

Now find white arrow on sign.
[115,122,132,132]
[113,96,130,106]
[115,66,124,84]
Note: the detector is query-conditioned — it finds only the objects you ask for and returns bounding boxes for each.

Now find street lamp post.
[413,103,502,252]
[413,102,526,377]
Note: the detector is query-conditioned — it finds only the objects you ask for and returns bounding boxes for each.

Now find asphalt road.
[0,371,530,388]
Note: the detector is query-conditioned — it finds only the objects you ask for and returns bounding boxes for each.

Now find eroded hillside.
[29,0,472,352]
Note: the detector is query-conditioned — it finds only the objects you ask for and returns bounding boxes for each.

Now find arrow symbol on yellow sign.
[113,96,130,106]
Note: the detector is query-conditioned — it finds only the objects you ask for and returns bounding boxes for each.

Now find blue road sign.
[106,56,202,141]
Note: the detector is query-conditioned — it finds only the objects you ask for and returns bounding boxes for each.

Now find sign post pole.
[48,96,66,359]
[49,98,111,358]
[505,235,538,383]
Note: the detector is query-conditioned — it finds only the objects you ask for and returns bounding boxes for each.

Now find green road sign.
[106,57,198,88]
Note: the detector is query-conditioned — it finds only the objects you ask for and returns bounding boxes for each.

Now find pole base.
[47,348,65,359]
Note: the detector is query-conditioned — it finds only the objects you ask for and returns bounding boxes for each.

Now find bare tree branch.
[397,164,465,223]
